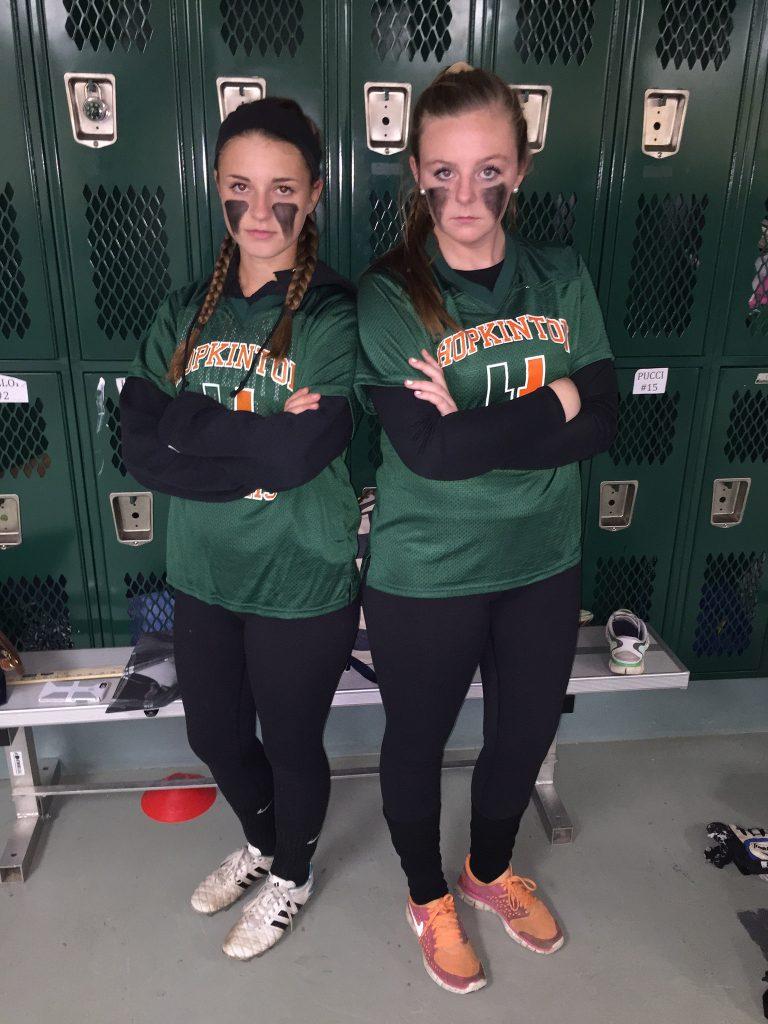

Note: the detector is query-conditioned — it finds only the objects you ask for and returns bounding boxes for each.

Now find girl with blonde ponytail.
[356,63,618,993]
[120,97,360,961]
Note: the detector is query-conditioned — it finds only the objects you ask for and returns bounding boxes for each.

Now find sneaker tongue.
[432,899,464,945]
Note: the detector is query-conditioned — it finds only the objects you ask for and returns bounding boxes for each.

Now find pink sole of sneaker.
[405,906,487,995]
[457,888,565,955]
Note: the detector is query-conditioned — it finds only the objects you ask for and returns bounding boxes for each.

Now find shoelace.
[218,846,260,883]
[243,881,298,929]
[427,895,466,947]
[501,872,537,913]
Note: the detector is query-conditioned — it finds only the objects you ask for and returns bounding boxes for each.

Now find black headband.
[214,98,321,181]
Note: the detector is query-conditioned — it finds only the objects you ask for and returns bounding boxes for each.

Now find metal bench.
[0,625,688,882]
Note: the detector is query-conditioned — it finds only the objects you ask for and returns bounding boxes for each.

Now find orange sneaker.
[457,856,564,954]
[406,893,487,994]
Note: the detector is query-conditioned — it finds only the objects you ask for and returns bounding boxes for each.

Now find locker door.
[83,373,171,645]
[0,373,93,649]
[347,1,479,491]
[724,67,768,356]
[348,0,478,278]
[677,368,768,676]
[1,2,58,358]
[193,0,334,264]
[601,0,757,358]
[581,367,699,629]
[31,0,195,360]
[493,0,625,260]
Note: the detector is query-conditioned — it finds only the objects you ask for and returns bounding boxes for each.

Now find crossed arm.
[120,376,353,500]
[367,350,618,480]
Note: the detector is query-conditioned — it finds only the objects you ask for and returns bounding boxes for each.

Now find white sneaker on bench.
[191,845,273,915]
[606,609,649,675]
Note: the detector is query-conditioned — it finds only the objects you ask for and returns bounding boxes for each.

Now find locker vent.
[220,0,305,57]
[514,0,595,65]
[746,200,768,333]
[371,0,452,62]
[655,0,736,72]
[0,183,30,340]
[625,194,707,338]
[592,555,657,626]
[125,572,175,642]
[724,389,768,463]
[610,390,680,466]
[64,0,153,53]
[83,185,172,341]
[0,575,72,651]
[0,398,51,479]
[369,189,402,257]
[517,190,576,246]
[693,551,766,657]
[105,396,126,477]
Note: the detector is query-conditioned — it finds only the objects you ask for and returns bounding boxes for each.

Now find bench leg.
[1,726,60,882]
[532,738,574,845]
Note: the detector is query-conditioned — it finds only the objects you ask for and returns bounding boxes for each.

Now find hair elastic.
[215,97,321,181]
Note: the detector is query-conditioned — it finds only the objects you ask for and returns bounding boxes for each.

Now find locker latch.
[216,77,267,121]
[642,89,689,159]
[64,73,117,148]
[110,492,153,546]
[509,84,552,154]
[599,481,638,531]
[0,495,21,549]
[364,82,412,155]
[710,478,751,528]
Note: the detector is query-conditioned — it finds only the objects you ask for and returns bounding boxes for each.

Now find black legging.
[363,562,580,903]
[173,590,359,886]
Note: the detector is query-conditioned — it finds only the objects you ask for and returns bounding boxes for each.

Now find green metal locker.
[0,3,58,359]
[581,367,699,629]
[30,0,196,361]
[1,0,766,677]
[191,0,336,266]
[600,0,757,359]
[677,367,768,676]
[0,372,93,648]
[82,372,171,645]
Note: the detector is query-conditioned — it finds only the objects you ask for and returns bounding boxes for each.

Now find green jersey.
[131,275,360,617]
[354,231,614,598]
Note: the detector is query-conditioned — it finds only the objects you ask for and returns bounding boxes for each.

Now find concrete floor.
[1,733,767,1024]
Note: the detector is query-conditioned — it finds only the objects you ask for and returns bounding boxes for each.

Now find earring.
[513,186,520,194]
[419,188,426,195]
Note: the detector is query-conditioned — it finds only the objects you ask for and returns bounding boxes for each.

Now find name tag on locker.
[633,368,668,395]
[0,375,29,403]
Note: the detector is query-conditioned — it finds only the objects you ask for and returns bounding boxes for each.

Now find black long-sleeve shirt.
[120,376,353,500]
[368,357,618,480]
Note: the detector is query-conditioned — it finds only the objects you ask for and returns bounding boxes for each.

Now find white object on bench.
[0,625,689,882]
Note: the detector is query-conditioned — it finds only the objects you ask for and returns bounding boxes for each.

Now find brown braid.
[167,235,235,384]
[267,213,319,361]
[371,62,532,339]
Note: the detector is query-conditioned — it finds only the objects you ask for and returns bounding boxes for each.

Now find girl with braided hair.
[120,98,360,960]
[355,63,618,993]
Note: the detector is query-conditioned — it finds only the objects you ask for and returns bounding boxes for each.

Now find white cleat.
[222,870,314,960]
[190,846,273,915]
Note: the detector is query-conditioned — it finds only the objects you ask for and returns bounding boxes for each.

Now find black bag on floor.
[705,822,768,876]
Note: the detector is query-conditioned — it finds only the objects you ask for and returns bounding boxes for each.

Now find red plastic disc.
[141,772,216,822]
